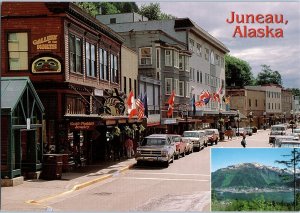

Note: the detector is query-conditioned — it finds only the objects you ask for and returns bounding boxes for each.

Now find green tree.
[288,88,300,97]
[225,54,254,87]
[139,3,175,20]
[256,64,282,86]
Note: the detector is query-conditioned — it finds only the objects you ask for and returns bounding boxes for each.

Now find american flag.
[136,94,144,120]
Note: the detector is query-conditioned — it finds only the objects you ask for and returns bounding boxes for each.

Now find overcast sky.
[138,2,300,88]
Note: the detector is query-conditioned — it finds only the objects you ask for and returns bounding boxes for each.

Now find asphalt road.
[35,129,276,211]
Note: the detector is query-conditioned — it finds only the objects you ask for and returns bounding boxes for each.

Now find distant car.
[181,137,193,154]
[293,128,300,136]
[244,127,253,136]
[269,124,287,144]
[274,135,297,147]
[236,128,245,136]
[205,129,219,145]
[182,130,207,151]
[135,134,176,167]
[169,135,187,159]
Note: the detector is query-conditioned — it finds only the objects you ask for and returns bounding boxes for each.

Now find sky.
[138,2,300,89]
[211,148,297,172]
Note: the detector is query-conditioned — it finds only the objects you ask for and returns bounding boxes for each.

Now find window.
[69,34,82,73]
[179,81,184,97]
[255,99,258,107]
[272,103,273,109]
[8,32,28,71]
[110,54,118,83]
[179,55,184,70]
[221,57,224,67]
[216,54,220,66]
[189,39,194,51]
[268,103,270,109]
[249,99,251,107]
[129,78,132,92]
[123,77,127,94]
[174,79,179,95]
[165,78,172,95]
[205,48,209,61]
[279,103,280,109]
[104,50,109,80]
[156,48,160,68]
[185,56,189,71]
[86,42,96,77]
[165,49,172,66]
[197,71,200,83]
[110,18,116,24]
[196,43,202,56]
[210,51,215,65]
[174,51,179,68]
[139,47,152,65]
[200,72,203,83]
[186,82,190,97]
[134,80,137,97]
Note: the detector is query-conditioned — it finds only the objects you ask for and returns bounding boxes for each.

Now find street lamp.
[263,112,266,130]
[235,110,240,136]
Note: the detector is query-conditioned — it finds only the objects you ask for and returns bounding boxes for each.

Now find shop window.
[8,32,28,71]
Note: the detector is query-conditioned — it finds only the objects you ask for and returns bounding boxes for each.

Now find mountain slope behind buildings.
[212,163,295,189]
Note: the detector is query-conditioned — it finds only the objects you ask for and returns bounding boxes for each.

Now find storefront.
[1,77,45,186]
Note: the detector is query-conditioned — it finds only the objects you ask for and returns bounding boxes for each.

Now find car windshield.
[172,137,181,142]
[142,138,167,146]
[205,130,214,135]
[183,132,199,137]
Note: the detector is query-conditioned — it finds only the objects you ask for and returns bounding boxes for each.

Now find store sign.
[32,56,61,73]
[161,118,177,125]
[33,35,58,50]
[94,89,104,97]
[70,121,95,130]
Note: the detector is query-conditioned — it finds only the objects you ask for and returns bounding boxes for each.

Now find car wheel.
[163,161,169,168]
[205,142,208,147]
[171,154,175,163]
[182,150,186,157]
[215,139,218,145]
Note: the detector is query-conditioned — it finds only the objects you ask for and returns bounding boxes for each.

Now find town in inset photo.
[211,148,300,211]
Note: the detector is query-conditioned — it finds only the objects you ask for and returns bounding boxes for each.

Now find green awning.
[1,76,44,113]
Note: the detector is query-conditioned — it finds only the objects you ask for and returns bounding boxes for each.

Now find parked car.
[273,135,297,147]
[277,140,300,148]
[205,129,219,145]
[169,135,187,159]
[135,134,176,167]
[181,137,193,154]
[293,128,300,136]
[269,124,287,144]
[182,130,207,151]
[243,127,253,136]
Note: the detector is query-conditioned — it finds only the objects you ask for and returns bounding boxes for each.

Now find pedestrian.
[125,137,134,158]
[241,135,247,148]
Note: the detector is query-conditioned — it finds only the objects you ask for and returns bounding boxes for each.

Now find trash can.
[40,154,63,180]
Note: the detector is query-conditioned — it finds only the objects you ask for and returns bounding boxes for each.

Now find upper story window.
[189,39,194,52]
[210,51,215,65]
[179,81,184,97]
[99,48,109,81]
[69,34,82,74]
[185,56,189,72]
[174,50,179,68]
[186,82,190,98]
[200,72,203,84]
[139,47,152,65]
[197,71,200,83]
[156,48,161,69]
[196,43,202,56]
[205,48,209,61]
[165,78,172,95]
[165,49,172,66]
[221,57,224,68]
[110,54,118,83]
[174,79,179,96]
[179,55,184,70]
[8,32,28,71]
[86,42,96,77]
[215,54,220,66]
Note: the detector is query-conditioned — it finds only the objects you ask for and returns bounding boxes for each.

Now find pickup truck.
[135,134,176,167]
[182,130,207,151]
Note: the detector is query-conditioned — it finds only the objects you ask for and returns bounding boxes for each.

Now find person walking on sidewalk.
[125,137,134,158]
[241,135,247,148]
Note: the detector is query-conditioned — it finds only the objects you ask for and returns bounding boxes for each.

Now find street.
[37,129,274,211]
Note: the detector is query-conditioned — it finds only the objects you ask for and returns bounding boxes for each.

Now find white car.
[182,130,207,151]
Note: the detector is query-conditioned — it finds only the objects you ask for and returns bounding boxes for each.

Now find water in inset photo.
[211,148,300,211]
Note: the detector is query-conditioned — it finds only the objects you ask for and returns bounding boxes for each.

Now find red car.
[169,135,187,159]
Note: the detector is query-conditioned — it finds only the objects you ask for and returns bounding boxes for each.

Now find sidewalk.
[1,158,137,211]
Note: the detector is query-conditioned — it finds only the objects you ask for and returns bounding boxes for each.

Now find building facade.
[2,2,142,167]
[281,89,293,120]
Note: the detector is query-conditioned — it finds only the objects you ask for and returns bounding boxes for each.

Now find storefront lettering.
[33,35,58,50]
[70,121,95,130]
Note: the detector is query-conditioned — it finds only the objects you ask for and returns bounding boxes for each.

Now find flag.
[136,94,144,120]
[217,85,223,95]
[195,101,205,107]
[199,90,210,105]
[192,94,196,116]
[167,91,175,117]
[127,90,137,118]
[213,92,220,103]
[143,93,148,118]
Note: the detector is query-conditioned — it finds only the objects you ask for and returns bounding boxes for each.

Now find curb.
[26,161,136,205]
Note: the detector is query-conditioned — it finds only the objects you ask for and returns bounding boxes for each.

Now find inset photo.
[211,148,300,211]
